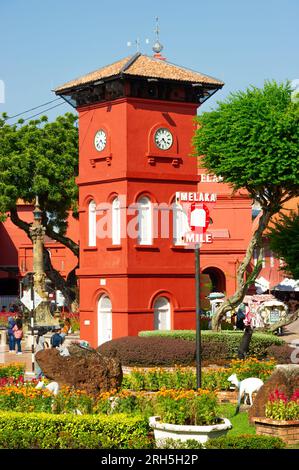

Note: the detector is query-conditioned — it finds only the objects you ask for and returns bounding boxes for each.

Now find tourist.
[12,318,23,354]
[7,316,16,353]
[50,327,63,348]
[60,318,72,341]
[35,327,48,378]
[236,304,246,330]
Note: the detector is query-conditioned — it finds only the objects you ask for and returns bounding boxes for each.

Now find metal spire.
[152,16,164,54]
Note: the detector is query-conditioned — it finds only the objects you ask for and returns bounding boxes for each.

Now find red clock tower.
[55,52,227,347]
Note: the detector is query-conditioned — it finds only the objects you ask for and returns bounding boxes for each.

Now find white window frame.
[154,296,171,330]
[138,197,152,245]
[173,202,189,245]
[112,196,121,245]
[88,200,97,246]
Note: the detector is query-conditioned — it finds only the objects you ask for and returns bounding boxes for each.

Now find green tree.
[0,113,79,307]
[268,206,299,279]
[193,81,299,330]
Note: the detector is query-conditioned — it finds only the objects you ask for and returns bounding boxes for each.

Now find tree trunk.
[43,248,79,311]
[211,208,272,330]
[237,326,253,359]
[10,207,79,311]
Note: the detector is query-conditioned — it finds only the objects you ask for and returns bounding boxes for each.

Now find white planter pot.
[149,416,232,447]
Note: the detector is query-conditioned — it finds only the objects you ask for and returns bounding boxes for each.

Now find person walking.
[50,327,63,348]
[7,316,16,353]
[12,318,23,354]
[35,327,48,378]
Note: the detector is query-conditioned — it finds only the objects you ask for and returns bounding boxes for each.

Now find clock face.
[94,129,107,152]
[154,128,173,150]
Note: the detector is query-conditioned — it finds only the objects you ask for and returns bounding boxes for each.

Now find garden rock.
[35,343,123,394]
[248,364,299,423]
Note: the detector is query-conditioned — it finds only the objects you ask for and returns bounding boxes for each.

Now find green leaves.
[0,112,78,234]
[193,81,299,197]
[268,206,299,278]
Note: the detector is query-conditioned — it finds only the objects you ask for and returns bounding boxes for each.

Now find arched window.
[112,197,121,245]
[154,296,171,330]
[88,200,97,246]
[97,294,112,345]
[138,196,152,245]
[173,202,189,245]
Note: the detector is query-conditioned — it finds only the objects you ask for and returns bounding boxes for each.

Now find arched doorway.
[154,296,171,330]
[202,267,226,294]
[97,294,112,345]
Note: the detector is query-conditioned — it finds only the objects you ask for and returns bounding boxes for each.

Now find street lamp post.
[195,243,202,389]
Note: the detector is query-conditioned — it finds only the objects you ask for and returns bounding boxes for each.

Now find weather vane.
[126,17,164,57]
[152,16,163,54]
[127,37,149,53]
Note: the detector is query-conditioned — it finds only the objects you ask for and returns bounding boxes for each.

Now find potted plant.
[253,388,299,446]
[149,389,232,446]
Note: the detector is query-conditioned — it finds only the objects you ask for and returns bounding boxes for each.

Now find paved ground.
[0,345,35,377]
[1,320,299,375]
[280,318,299,346]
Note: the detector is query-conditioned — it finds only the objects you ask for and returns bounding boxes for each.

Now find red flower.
[269,388,288,403]
[291,389,299,402]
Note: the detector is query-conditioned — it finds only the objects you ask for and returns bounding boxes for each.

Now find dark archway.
[202,267,226,294]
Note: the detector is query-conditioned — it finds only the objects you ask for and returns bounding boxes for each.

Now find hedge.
[158,434,285,449]
[98,332,283,367]
[139,330,284,359]
[0,412,152,449]
[205,434,285,449]
[98,337,197,366]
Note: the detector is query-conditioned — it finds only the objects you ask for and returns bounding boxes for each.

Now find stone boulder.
[35,343,123,395]
[249,364,299,423]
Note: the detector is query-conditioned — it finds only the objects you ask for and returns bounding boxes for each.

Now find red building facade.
[54,53,255,347]
[0,54,289,346]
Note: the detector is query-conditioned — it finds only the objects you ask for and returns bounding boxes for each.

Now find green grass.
[218,403,256,436]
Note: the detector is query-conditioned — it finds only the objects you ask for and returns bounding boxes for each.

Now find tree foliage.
[193,81,299,329]
[268,207,299,279]
[0,113,79,305]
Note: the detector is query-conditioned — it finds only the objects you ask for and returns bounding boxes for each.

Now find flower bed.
[0,364,25,380]
[253,388,299,445]
[148,389,232,446]
[122,358,276,392]
[0,364,25,388]
[0,383,94,414]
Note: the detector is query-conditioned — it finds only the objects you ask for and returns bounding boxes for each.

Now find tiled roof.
[55,54,224,92]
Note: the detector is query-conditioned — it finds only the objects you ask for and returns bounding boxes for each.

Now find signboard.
[21,289,43,310]
[269,309,281,324]
[176,191,217,246]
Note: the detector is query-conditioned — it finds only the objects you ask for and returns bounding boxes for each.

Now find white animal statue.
[35,380,60,396]
[227,373,264,413]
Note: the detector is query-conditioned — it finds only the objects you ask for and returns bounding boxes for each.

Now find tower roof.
[54,53,224,93]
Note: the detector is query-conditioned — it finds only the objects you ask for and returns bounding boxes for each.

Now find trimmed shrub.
[205,434,285,449]
[140,330,283,359]
[98,337,196,366]
[0,411,152,449]
[99,332,283,367]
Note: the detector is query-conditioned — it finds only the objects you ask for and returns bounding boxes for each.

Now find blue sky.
[0,0,298,123]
